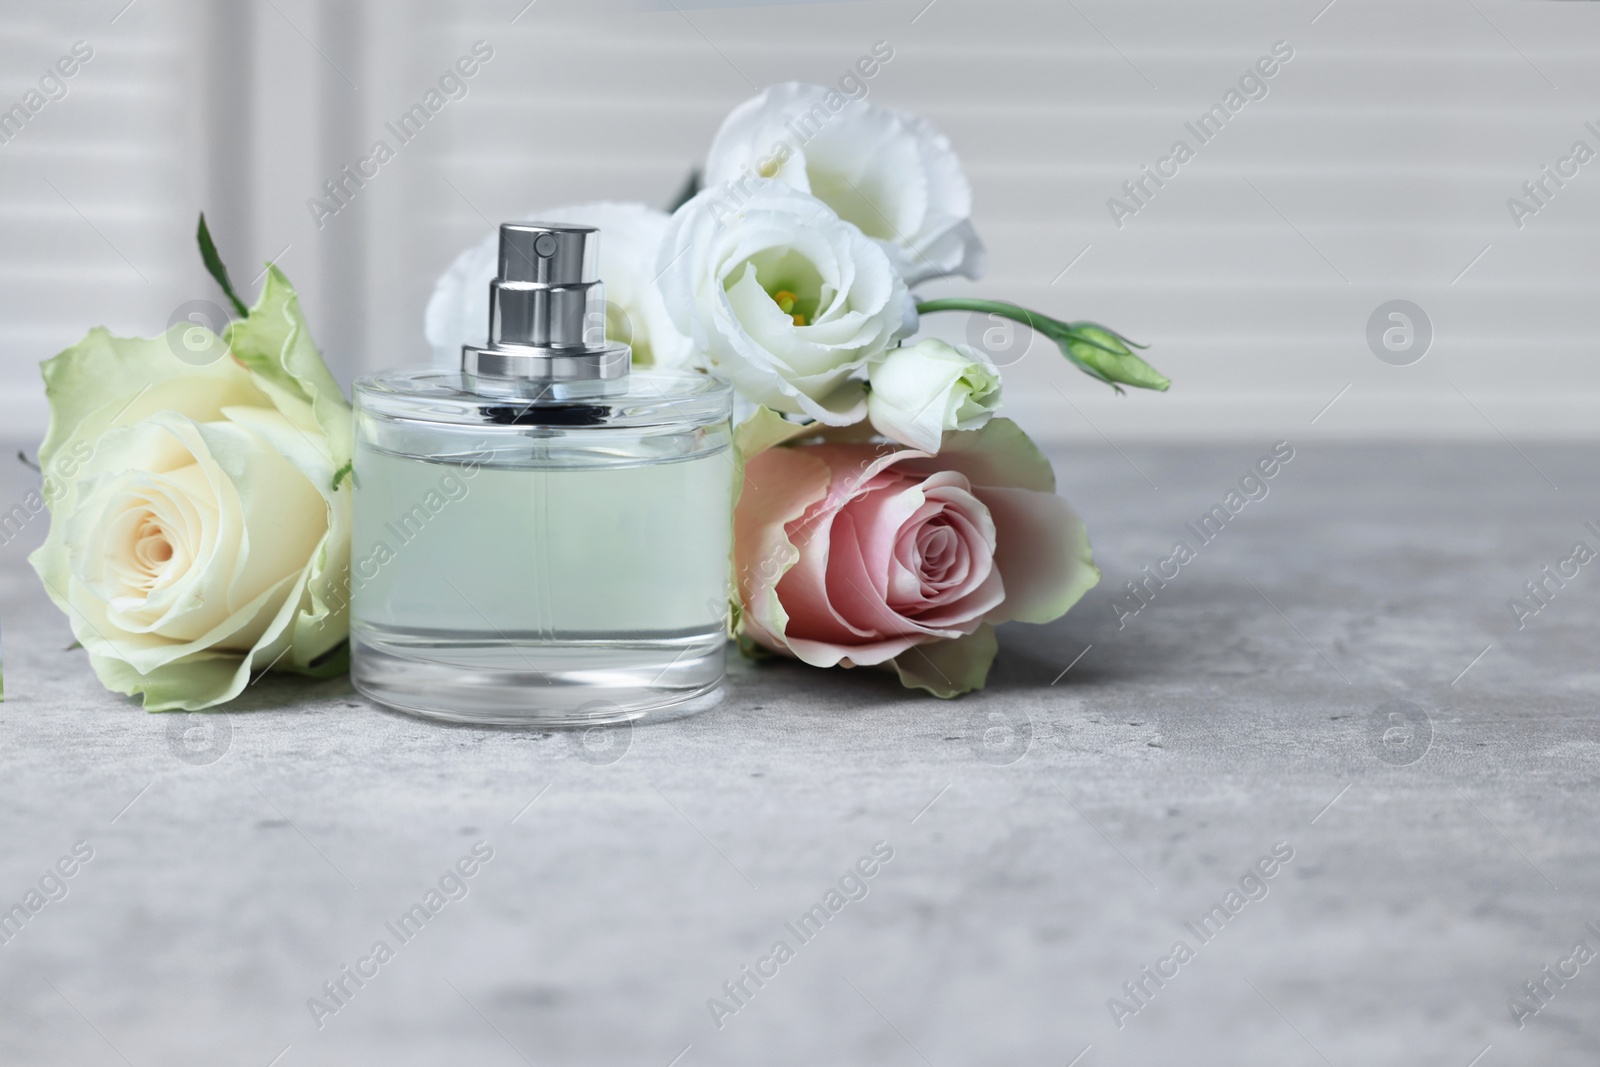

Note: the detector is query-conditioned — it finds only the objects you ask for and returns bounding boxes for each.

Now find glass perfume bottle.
[351,223,734,726]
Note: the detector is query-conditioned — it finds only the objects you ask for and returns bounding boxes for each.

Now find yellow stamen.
[758,158,780,178]
[792,313,807,326]
[772,290,798,315]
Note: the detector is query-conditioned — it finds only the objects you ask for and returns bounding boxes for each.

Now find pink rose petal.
[733,419,1099,693]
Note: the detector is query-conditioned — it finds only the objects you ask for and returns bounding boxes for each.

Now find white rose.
[29,268,352,711]
[867,339,1000,453]
[704,82,986,286]
[424,201,692,370]
[659,179,914,424]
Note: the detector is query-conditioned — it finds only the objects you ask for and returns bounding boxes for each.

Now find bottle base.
[351,626,727,727]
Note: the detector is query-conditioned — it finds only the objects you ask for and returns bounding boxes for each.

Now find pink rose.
[734,416,1099,696]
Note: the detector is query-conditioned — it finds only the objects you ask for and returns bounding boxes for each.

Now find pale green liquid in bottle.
[353,448,733,639]
[349,369,734,726]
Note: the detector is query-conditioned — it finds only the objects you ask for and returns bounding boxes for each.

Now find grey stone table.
[1,439,1596,1067]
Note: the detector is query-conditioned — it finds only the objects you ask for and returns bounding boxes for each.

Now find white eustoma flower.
[424,201,692,370]
[867,339,1000,453]
[704,82,986,286]
[659,180,914,424]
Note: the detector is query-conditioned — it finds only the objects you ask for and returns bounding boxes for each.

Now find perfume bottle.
[350,223,734,726]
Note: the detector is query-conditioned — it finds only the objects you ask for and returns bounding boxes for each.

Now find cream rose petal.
[83,468,220,630]
[84,569,306,709]
[58,411,328,673]
[35,328,262,476]
[31,266,354,711]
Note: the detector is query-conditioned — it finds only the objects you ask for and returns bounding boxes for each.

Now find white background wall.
[1,0,1596,443]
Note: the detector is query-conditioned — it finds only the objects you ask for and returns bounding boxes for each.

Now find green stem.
[916,298,1168,393]
[916,298,1144,349]
[916,297,1039,324]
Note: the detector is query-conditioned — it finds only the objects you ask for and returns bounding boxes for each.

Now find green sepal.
[281,640,350,681]
[666,168,702,213]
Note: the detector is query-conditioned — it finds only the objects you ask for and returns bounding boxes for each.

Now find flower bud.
[1061,325,1169,393]
[867,339,1001,453]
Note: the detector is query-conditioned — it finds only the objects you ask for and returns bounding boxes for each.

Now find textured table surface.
[1,439,1596,1067]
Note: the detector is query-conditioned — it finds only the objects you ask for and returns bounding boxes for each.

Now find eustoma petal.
[704,82,985,285]
[660,178,911,424]
[867,339,1001,454]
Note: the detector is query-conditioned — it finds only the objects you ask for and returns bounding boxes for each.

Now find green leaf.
[197,213,250,320]
[736,631,777,661]
[733,406,821,459]
[331,461,354,491]
[891,625,998,698]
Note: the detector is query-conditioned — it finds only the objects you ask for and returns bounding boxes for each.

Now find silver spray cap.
[461,223,630,386]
